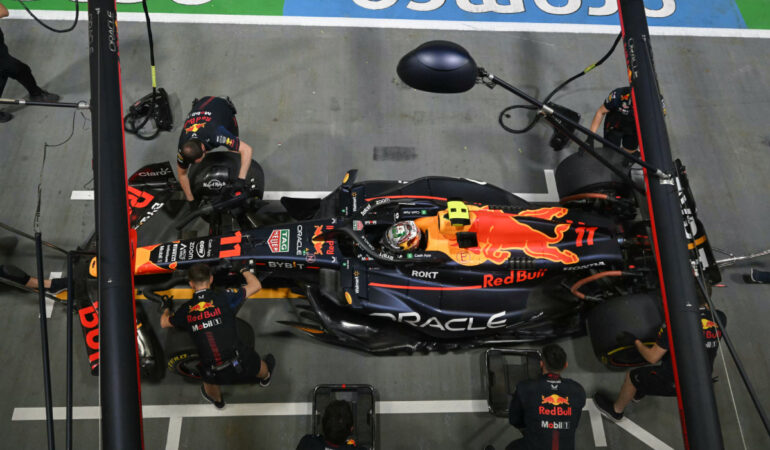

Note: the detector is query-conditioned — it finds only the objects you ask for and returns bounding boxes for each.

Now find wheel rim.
[175,356,202,379]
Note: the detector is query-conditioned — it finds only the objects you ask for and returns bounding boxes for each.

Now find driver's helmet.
[382,221,421,252]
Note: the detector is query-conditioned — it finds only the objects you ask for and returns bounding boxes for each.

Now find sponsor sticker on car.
[268,229,290,253]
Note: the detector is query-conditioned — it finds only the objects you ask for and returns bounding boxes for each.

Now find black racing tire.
[555,149,626,199]
[587,292,663,368]
[165,318,255,381]
[167,350,202,381]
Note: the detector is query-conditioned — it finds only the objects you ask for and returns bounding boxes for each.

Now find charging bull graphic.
[419,206,580,267]
[468,207,579,265]
[184,122,207,133]
[189,301,215,313]
[542,394,570,406]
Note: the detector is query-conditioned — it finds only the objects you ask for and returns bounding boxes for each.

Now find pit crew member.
[506,344,586,450]
[160,263,275,408]
[297,400,365,449]
[177,96,254,203]
[593,303,723,421]
[589,86,638,153]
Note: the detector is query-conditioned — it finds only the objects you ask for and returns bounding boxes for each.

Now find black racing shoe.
[29,90,60,103]
[632,390,645,403]
[594,393,623,422]
[259,354,276,387]
[200,385,225,409]
[0,111,13,123]
[749,268,770,284]
[49,278,67,294]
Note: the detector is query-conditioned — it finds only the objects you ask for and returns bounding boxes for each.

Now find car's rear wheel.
[587,292,662,368]
[555,149,627,200]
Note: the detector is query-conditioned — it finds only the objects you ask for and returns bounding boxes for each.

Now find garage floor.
[1,16,769,450]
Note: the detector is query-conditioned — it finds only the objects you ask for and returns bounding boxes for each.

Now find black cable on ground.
[124,0,167,140]
[694,267,770,438]
[16,0,80,33]
[498,33,622,135]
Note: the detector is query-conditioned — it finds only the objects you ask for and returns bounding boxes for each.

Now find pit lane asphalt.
[1,19,769,450]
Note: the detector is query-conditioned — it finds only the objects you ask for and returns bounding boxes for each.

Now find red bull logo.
[187,301,222,323]
[184,123,206,133]
[701,318,722,340]
[541,394,570,406]
[483,269,547,287]
[540,395,572,416]
[189,301,215,313]
[468,207,579,265]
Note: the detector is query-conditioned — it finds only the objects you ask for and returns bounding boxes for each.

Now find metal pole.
[66,253,74,450]
[87,1,144,448]
[35,233,56,450]
[617,1,724,448]
[0,221,69,255]
[0,98,89,109]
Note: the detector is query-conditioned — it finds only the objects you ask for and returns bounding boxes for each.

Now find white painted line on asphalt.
[70,190,94,200]
[14,401,490,419]
[7,9,770,39]
[12,398,674,449]
[377,399,488,414]
[165,416,183,450]
[45,271,62,319]
[523,169,559,203]
[614,417,674,450]
[584,399,608,447]
[71,170,560,203]
[13,405,100,421]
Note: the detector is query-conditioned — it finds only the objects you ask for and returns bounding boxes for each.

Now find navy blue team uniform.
[177,96,241,169]
[508,373,586,450]
[169,287,262,384]
[631,307,722,397]
[296,435,362,450]
[602,87,638,150]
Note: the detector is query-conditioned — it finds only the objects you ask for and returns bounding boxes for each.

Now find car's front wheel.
[587,292,663,368]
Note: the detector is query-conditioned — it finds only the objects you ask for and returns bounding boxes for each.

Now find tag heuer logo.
[268,229,290,253]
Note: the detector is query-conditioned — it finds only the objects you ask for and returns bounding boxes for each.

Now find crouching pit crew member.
[297,400,365,450]
[505,343,585,450]
[176,96,254,204]
[160,262,276,408]
[594,302,724,421]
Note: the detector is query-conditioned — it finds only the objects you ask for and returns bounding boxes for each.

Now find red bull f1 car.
[109,147,719,371]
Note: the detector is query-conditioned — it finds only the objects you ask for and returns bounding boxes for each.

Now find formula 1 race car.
[122,150,718,372]
[72,41,721,381]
